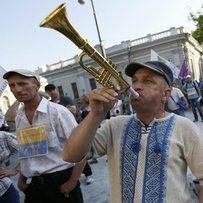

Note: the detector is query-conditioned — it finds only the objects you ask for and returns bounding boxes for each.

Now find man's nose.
[135,87,142,91]
[133,82,143,91]
[14,85,22,92]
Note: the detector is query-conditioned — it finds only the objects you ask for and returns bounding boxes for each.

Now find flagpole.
[183,33,190,76]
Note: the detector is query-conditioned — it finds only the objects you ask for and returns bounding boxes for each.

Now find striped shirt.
[0,131,18,196]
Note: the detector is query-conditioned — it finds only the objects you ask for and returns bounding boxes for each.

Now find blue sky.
[0,0,202,71]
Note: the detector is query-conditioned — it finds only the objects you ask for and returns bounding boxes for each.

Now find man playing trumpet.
[63,61,203,203]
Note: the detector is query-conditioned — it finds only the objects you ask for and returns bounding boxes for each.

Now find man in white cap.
[183,74,203,122]
[3,69,85,203]
[63,61,203,203]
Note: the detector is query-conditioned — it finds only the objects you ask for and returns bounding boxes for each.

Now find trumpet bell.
[40,3,139,98]
[40,4,85,49]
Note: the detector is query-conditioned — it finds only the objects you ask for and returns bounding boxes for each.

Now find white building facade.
[1,26,203,113]
[38,27,203,100]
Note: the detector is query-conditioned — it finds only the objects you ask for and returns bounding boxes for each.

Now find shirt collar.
[18,97,49,115]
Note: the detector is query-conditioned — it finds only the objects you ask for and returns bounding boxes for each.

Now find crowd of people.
[0,60,202,203]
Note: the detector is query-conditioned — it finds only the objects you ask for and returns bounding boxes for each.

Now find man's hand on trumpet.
[89,87,118,117]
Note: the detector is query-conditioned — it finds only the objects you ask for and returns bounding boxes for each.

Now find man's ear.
[35,81,41,91]
[162,87,172,103]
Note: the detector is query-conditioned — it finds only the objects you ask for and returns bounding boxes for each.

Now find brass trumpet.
[40,3,139,97]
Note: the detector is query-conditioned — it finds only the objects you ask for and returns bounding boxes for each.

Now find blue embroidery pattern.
[120,116,175,203]
[121,117,141,203]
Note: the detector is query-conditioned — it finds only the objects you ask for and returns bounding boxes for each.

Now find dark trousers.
[83,161,92,177]
[0,184,20,203]
[189,99,203,120]
[24,167,83,203]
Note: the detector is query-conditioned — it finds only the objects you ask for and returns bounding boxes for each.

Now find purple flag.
[179,61,188,78]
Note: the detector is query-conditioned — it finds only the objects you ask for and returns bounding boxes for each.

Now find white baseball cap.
[3,69,40,82]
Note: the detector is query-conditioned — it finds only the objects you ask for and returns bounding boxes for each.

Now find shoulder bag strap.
[170,96,176,104]
[193,82,199,96]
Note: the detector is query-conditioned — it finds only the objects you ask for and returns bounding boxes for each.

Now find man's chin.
[16,97,27,102]
[132,103,147,112]
[17,99,25,103]
[130,99,140,107]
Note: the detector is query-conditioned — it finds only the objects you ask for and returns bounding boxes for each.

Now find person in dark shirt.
[45,84,77,116]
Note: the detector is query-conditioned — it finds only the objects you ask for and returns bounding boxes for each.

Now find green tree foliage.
[190,8,203,44]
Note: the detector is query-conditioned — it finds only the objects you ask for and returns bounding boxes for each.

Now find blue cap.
[125,61,173,86]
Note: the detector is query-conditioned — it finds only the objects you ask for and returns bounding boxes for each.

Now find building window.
[57,86,64,96]
[89,78,97,90]
[71,83,79,99]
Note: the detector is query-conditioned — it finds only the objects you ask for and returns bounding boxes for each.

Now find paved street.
[10,109,202,203]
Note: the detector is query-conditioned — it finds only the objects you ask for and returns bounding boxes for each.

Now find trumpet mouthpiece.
[129,87,139,98]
